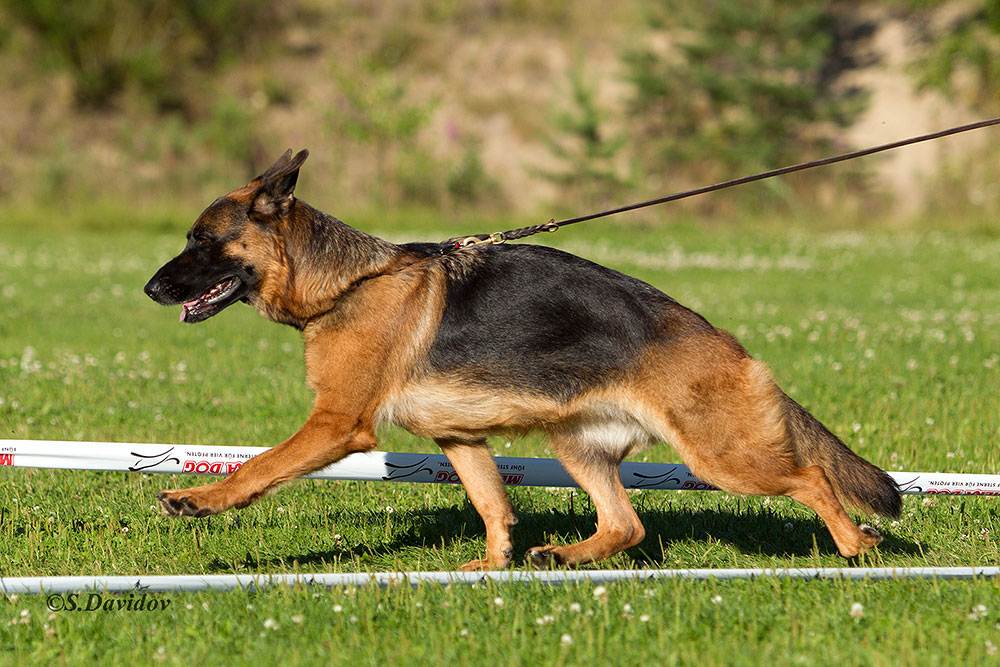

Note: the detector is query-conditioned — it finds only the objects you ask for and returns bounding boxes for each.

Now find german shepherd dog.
[144,150,901,568]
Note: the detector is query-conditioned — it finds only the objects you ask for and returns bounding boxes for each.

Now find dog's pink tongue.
[179,304,190,322]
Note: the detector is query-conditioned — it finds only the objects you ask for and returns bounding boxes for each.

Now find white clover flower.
[640,614,651,623]
[561,634,573,646]
[593,585,607,599]
[291,615,304,624]
[850,603,864,619]
[494,597,504,607]
[569,602,582,613]
[263,618,278,630]
[333,604,343,613]
[711,595,723,605]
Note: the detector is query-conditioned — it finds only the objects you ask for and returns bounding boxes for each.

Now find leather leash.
[443,116,1000,252]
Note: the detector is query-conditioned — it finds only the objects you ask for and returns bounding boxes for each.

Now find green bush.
[622,0,868,204]
[201,97,261,177]
[1,0,288,111]
[540,67,631,206]
[447,142,501,206]
[329,67,436,205]
[911,0,1000,111]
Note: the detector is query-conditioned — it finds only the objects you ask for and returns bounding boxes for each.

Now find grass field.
[1,212,998,665]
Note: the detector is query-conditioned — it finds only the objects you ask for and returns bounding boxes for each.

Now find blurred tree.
[911,0,1000,111]
[201,97,262,178]
[1,0,287,112]
[329,68,435,204]
[622,0,869,200]
[540,67,632,206]
[446,141,501,206]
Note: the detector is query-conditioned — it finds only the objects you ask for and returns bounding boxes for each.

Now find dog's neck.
[258,201,401,329]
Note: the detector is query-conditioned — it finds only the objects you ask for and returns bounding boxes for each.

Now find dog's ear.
[251,149,309,218]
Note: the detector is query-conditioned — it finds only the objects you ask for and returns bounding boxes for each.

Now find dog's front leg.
[157,408,376,517]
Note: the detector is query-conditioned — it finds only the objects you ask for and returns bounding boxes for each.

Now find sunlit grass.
[1,214,997,665]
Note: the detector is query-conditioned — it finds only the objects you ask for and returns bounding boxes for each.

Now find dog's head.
[144,149,309,323]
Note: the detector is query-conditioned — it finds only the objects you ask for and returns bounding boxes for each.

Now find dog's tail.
[783,393,901,518]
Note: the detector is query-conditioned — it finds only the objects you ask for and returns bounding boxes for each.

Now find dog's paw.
[458,551,513,571]
[838,524,884,558]
[858,524,883,548]
[525,546,564,569]
[157,489,220,518]
[458,559,491,572]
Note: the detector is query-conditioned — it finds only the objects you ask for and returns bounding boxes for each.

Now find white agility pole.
[1,439,998,495]
[1,567,998,595]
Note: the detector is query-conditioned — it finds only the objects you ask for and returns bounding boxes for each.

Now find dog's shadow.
[241,500,922,570]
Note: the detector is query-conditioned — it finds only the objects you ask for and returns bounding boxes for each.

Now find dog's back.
[409,243,712,398]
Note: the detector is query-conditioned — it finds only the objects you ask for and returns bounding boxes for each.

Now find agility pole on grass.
[2,567,999,595]
[2,440,998,496]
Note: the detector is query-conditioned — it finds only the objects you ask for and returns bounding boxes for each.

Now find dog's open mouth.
[180,276,243,323]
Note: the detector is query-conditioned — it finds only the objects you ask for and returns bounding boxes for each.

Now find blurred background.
[0,0,999,231]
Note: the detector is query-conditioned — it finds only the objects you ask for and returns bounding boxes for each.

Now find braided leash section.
[501,218,560,241]
[441,219,559,252]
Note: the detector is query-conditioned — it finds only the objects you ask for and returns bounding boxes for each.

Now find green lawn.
[1,213,998,665]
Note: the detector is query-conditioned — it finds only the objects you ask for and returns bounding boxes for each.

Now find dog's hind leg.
[639,339,883,558]
[525,434,645,567]
[437,439,517,570]
[782,465,883,557]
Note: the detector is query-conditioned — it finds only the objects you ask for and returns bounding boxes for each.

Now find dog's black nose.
[144,277,161,301]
